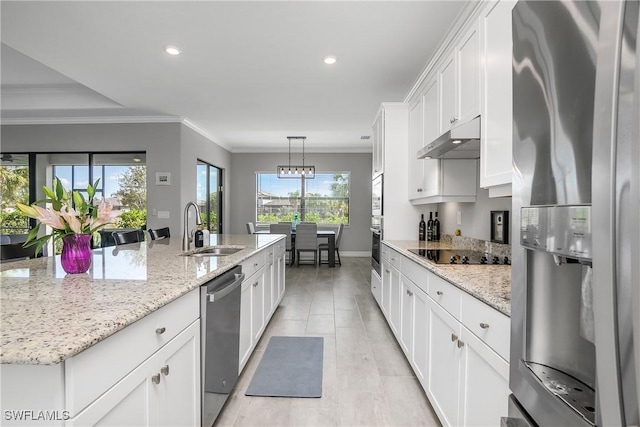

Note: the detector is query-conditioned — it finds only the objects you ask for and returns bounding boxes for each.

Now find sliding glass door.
[197,160,223,233]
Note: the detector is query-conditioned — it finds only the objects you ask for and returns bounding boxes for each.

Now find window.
[0,154,32,236]
[52,153,147,229]
[197,161,223,233]
[256,172,349,224]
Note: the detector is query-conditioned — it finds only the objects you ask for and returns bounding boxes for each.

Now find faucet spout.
[183,201,203,251]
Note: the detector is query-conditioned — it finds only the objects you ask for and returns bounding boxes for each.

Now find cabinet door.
[381,261,392,318]
[239,280,253,370]
[389,265,402,337]
[409,98,425,200]
[371,269,382,307]
[278,253,286,301]
[399,276,414,357]
[412,285,429,387]
[427,297,461,427]
[423,78,440,145]
[480,0,515,190]
[68,365,155,427]
[263,259,273,320]
[439,55,456,134]
[459,327,509,427]
[251,274,265,343]
[158,322,200,427]
[373,109,384,177]
[456,22,480,124]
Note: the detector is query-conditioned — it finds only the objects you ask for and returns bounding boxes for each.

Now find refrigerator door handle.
[591,2,626,426]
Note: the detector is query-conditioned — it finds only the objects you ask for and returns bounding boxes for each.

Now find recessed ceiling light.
[452,139,462,144]
[323,55,337,65]
[133,156,141,163]
[165,45,181,56]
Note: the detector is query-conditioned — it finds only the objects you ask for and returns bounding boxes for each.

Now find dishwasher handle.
[208,273,245,303]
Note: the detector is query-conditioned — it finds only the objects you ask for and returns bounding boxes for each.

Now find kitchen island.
[0,233,285,426]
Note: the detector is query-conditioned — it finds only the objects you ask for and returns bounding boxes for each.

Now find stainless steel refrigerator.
[509,1,639,426]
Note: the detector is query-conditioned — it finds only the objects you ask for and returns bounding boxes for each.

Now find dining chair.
[112,230,143,245]
[148,227,171,240]
[270,223,295,266]
[295,222,318,266]
[319,223,343,266]
[246,222,256,234]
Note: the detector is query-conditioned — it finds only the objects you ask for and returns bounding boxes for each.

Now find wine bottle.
[427,212,434,241]
[419,214,426,241]
[433,212,441,242]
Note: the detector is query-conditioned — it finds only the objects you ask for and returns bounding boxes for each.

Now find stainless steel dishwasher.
[200,265,244,427]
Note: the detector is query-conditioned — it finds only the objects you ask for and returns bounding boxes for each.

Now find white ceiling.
[1,1,470,152]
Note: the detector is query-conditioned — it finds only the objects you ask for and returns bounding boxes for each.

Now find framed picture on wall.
[155,172,171,186]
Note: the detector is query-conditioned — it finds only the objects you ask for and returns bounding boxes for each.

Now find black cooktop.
[407,249,510,265]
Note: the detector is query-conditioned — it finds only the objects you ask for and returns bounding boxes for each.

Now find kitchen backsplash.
[441,233,511,259]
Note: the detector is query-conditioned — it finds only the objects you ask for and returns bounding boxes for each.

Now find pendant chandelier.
[277,136,315,179]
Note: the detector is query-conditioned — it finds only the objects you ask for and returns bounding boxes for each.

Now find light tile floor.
[214,257,441,427]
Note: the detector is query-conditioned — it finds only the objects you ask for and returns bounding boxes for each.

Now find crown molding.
[0,115,182,126]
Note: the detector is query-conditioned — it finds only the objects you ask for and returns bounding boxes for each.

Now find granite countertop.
[383,240,511,316]
[0,234,283,365]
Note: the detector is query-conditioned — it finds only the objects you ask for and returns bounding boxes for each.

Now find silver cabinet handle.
[480,322,490,329]
[417,188,423,192]
[450,116,457,124]
[457,340,465,348]
[385,269,391,273]
[155,327,166,335]
[451,333,458,342]
[406,290,413,296]
[152,373,161,385]
[161,365,170,376]
[253,282,259,287]
[436,290,443,296]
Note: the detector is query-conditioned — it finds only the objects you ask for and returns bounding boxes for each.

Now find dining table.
[256,229,336,268]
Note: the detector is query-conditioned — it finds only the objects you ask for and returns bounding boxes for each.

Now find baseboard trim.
[340,251,371,258]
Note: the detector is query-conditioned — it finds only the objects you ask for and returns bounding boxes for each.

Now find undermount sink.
[183,246,243,257]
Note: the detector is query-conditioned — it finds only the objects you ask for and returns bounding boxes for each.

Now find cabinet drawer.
[381,244,391,262]
[403,257,428,294]
[460,292,510,360]
[242,251,266,279]
[428,273,461,319]
[274,239,285,257]
[387,248,402,270]
[65,288,199,416]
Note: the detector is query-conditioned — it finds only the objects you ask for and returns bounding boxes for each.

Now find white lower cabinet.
[371,269,382,306]
[239,240,287,372]
[427,298,462,427]
[68,321,200,427]
[375,243,510,427]
[459,326,510,427]
[411,284,430,386]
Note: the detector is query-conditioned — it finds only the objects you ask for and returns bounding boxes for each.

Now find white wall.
[229,152,372,254]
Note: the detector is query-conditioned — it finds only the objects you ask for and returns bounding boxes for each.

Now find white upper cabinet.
[409,98,425,199]
[438,22,481,135]
[372,108,384,178]
[409,75,475,204]
[479,0,516,196]
[456,22,481,125]
[439,55,457,134]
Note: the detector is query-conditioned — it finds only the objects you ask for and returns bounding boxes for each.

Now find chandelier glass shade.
[277,136,315,179]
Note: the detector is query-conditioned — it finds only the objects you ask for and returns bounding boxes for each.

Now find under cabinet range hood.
[417,115,481,159]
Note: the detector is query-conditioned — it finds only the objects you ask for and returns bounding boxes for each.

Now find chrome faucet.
[182,201,203,251]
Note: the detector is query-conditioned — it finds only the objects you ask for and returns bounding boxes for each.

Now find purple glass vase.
[61,234,93,274]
